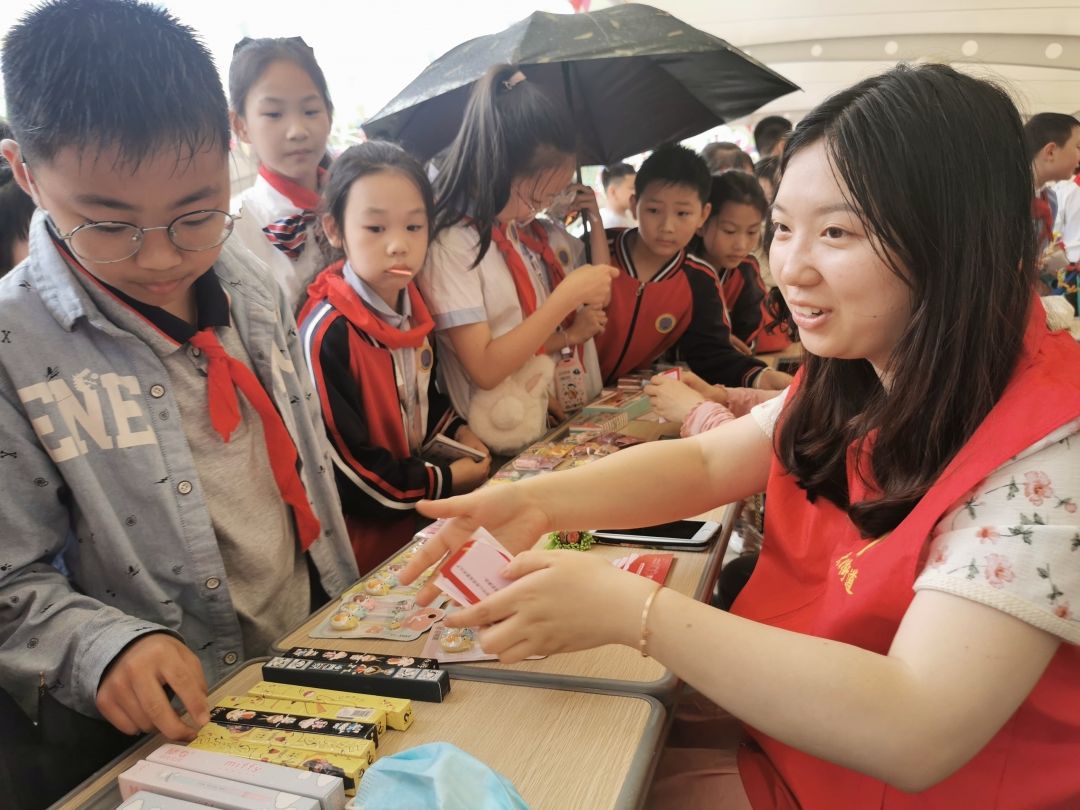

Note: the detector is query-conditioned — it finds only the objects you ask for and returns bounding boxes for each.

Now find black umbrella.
[363,3,799,165]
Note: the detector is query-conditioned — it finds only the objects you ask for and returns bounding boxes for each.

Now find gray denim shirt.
[0,213,358,718]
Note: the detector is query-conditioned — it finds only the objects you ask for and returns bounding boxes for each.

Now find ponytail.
[433,63,575,266]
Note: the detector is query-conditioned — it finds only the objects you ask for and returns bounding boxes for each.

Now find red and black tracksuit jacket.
[299,266,462,573]
[719,255,792,353]
[594,228,767,386]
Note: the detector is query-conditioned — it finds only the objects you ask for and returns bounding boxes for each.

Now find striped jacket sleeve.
[302,308,453,521]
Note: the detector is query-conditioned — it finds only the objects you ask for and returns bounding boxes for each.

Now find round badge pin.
[419,347,434,371]
[655,313,677,334]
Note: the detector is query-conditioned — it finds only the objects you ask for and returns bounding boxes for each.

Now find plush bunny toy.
[467,354,556,455]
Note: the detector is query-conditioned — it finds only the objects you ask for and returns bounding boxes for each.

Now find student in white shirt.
[418,64,617,443]
[598,162,636,229]
[228,37,333,311]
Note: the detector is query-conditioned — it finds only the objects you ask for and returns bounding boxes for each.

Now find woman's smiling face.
[770,139,913,378]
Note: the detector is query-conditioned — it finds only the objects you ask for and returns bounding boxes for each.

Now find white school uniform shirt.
[418,218,604,418]
[599,206,636,230]
[1053,178,1080,263]
[232,172,327,313]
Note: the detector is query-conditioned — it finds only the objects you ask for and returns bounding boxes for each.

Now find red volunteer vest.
[732,302,1080,809]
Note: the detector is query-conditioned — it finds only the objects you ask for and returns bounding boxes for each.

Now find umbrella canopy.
[363,3,799,165]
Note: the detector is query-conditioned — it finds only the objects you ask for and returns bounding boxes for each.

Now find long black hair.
[318,141,435,262]
[229,37,333,119]
[774,63,1035,538]
[432,64,575,267]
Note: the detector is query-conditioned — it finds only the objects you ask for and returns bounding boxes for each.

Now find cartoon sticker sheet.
[420,613,545,664]
[311,529,449,641]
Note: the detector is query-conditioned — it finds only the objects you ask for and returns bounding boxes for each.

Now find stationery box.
[581,389,651,419]
[215,696,379,746]
[184,737,361,798]
[283,647,439,670]
[247,680,413,731]
[208,705,377,746]
[147,744,347,809]
[117,791,207,810]
[567,410,629,434]
[264,653,450,702]
[222,691,386,736]
[195,721,376,765]
[118,760,319,810]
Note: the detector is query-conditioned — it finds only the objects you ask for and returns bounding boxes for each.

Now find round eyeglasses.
[52,210,239,263]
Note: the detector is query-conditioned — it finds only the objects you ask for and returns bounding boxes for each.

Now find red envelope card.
[612,552,674,584]
[433,529,514,605]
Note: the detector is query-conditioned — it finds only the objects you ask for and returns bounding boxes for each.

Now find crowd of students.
[0,1,1077,808]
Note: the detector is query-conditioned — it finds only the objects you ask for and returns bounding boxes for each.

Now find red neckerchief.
[302,260,434,349]
[188,328,321,549]
[258,164,324,210]
[1033,191,1055,243]
[488,220,567,317]
[52,235,322,550]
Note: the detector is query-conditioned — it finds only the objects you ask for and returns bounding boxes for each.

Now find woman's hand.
[444,550,656,663]
[401,487,554,604]
[644,375,707,423]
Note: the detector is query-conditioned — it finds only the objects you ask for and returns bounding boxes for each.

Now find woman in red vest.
[402,63,1080,809]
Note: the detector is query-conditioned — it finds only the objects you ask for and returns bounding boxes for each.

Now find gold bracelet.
[639,584,663,657]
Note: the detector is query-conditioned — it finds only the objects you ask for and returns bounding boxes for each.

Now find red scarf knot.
[188,328,321,550]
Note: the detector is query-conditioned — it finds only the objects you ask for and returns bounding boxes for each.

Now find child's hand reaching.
[553,264,617,313]
[681,370,729,405]
[644,375,707,423]
[450,455,492,494]
[567,184,604,230]
[565,305,608,344]
[96,632,210,741]
[453,425,490,458]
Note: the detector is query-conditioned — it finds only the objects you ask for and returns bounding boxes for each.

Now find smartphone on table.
[591,519,719,551]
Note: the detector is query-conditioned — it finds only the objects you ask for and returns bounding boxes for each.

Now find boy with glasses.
[0,0,358,780]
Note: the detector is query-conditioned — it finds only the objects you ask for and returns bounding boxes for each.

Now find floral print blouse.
[753,392,1080,645]
[916,417,1080,644]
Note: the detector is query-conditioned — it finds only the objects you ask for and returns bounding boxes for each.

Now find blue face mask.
[347,743,529,810]
[349,742,529,810]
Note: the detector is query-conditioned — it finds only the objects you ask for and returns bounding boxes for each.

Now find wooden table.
[53,661,666,810]
[756,341,803,370]
[276,500,736,702]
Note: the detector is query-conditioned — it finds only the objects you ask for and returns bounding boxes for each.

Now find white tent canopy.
[603,0,1080,122]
